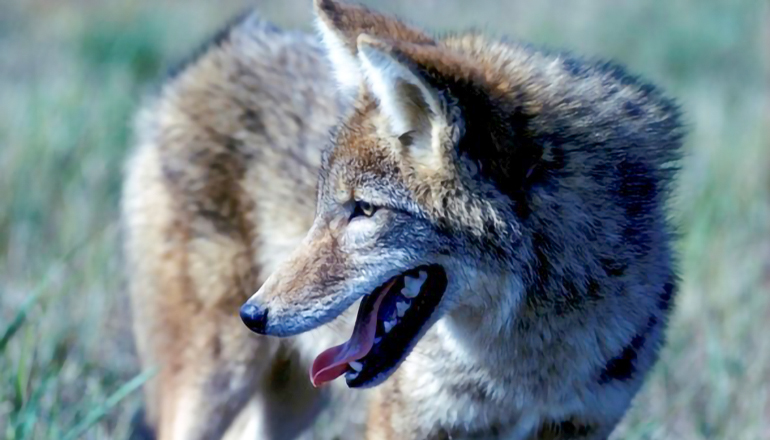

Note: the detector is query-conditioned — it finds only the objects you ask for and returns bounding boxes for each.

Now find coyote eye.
[351,200,377,220]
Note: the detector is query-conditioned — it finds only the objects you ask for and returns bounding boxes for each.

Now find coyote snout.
[239,224,362,338]
[243,257,449,389]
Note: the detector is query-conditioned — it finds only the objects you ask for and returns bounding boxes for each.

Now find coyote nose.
[240,302,268,334]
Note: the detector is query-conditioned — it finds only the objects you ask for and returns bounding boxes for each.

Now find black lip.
[346,264,448,388]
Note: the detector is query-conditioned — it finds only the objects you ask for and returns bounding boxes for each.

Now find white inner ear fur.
[357,45,445,137]
[315,18,362,95]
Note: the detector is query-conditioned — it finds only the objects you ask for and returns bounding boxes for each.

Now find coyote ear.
[314,0,362,94]
[314,0,433,95]
[357,35,448,169]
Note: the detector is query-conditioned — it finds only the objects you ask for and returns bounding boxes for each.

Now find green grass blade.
[0,225,106,355]
[15,369,56,440]
[61,368,157,440]
[0,290,42,354]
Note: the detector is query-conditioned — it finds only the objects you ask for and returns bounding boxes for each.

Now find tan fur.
[125,2,682,439]
[123,14,365,439]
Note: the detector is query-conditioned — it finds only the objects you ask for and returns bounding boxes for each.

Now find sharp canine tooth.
[346,371,359,380]
[374,337,382,344]
[383,320,395,333]
[396,301,409,317]
[349,361,363,372]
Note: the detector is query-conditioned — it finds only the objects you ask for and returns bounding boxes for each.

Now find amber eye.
[351,200,377,220]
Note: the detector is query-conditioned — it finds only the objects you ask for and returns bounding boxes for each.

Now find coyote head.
[241,0,681,389]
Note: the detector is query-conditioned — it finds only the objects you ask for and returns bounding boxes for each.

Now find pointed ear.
[313,0,433,94]
[357,35,451,169]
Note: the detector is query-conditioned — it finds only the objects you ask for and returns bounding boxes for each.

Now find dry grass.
[0,0,767,438]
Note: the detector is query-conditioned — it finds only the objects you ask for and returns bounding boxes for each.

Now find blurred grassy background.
[0,0,767,438]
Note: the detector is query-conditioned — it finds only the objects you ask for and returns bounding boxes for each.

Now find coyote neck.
[436,278,526,366]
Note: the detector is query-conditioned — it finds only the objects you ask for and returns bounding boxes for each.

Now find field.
[0,0,768,438]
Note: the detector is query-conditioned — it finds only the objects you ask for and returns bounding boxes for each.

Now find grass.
[0,0,767,438]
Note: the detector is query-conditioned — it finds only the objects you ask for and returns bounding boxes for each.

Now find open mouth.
[310,264,448,388]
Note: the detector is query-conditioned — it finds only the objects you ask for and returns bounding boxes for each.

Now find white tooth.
[383,320,395,333]
[349,361,363,372]
[346,371,359,380]
[374,337,382,344]
[402,272,427,298]
[396,301,410,317]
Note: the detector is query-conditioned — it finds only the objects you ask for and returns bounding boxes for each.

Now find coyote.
[123,1,683,439]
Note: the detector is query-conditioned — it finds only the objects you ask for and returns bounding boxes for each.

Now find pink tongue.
[310,279,395,387]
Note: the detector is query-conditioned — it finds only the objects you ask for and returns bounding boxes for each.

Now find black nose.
[240,303,268,334]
